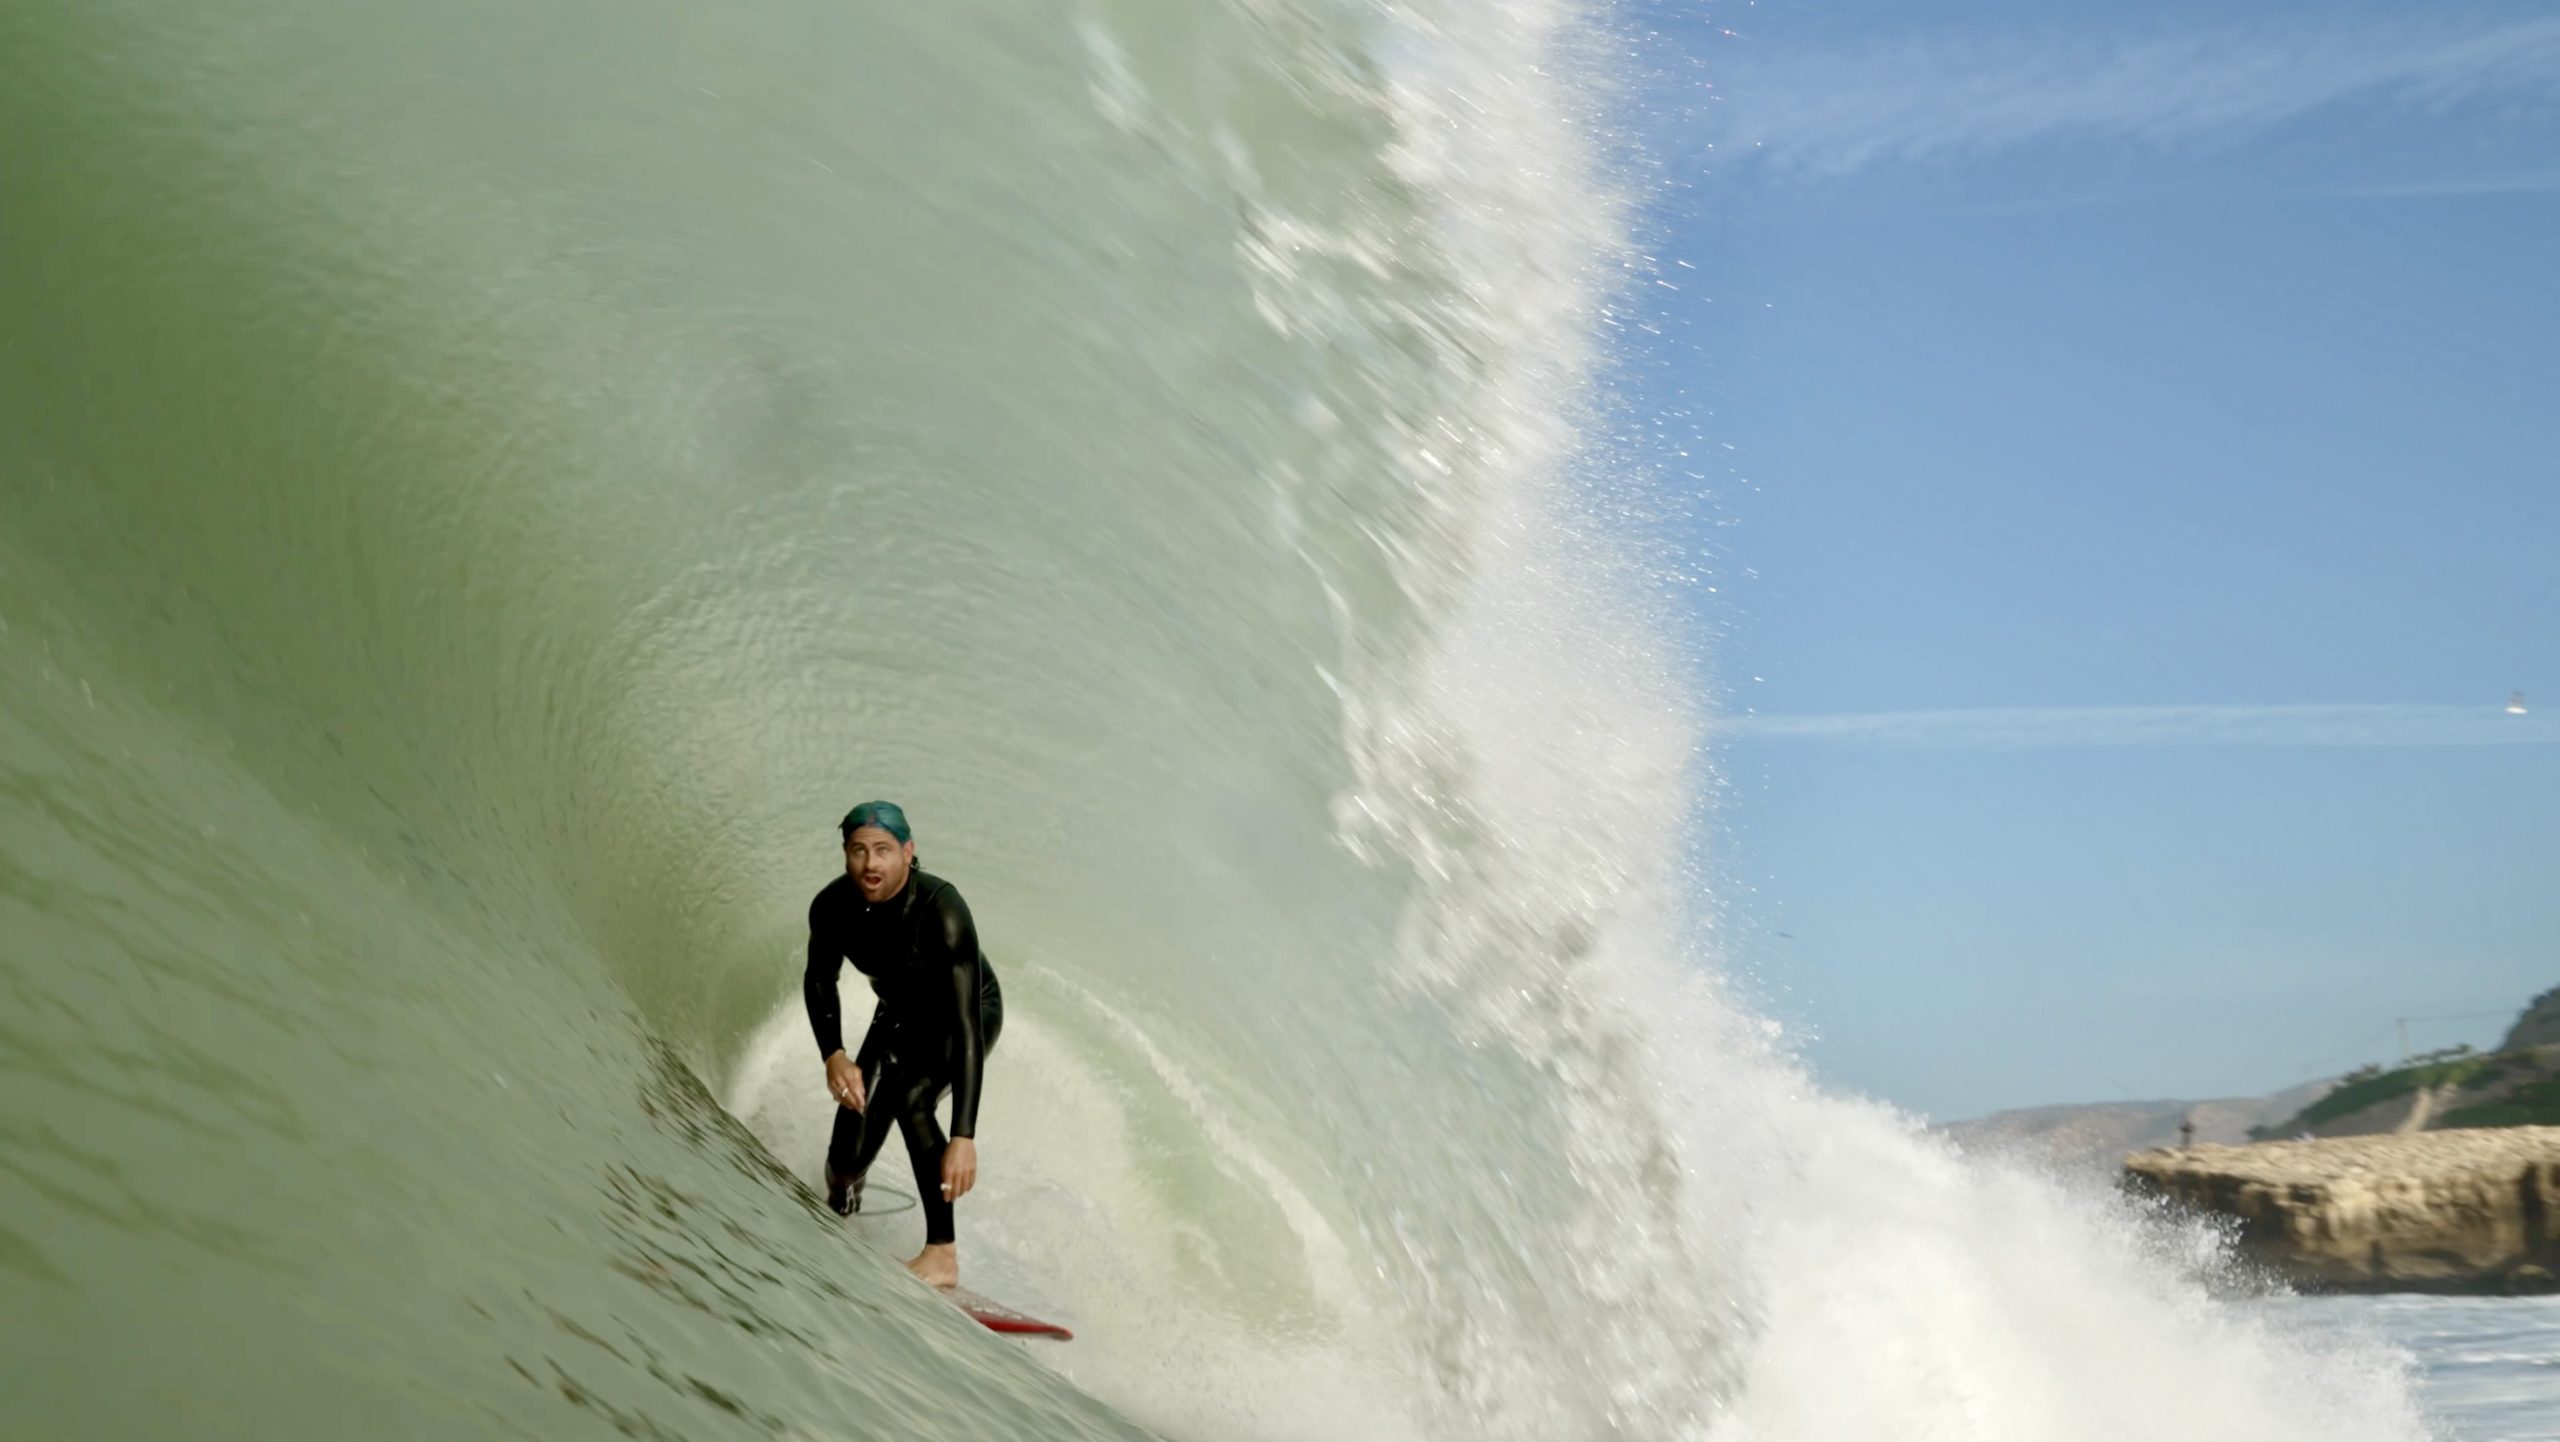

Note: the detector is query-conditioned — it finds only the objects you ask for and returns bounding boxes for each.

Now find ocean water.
[2286,1296,2560,1442]
[0,1,2471,1438]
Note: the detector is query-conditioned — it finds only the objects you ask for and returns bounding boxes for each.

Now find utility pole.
[2399,1017,2410,1064]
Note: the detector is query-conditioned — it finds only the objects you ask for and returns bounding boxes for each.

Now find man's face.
[845,826,914,902]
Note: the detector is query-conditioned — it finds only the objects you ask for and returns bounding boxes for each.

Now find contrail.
[1708,703,2556,749]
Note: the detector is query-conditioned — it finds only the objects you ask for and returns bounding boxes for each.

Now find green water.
[0,0,1493,1435]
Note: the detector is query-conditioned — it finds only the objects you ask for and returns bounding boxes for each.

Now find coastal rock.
[2123,1127,2560,1292]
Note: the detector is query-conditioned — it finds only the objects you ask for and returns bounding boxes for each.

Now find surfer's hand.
[941,1137,977,1202]
[825,1052,865,1112]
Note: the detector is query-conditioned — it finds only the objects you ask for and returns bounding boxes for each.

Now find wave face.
[0,1,2440,1439]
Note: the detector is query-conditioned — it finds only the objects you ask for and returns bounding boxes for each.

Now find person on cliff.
[802,801,1004,1290]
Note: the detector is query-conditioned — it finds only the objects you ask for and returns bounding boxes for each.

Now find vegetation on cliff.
[2253,1034,2560,1139]
[2439,1072,2560,1129]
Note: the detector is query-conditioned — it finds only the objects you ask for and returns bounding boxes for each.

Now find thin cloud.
[2313,169,2560,200]
[1713,17,2560,178]
[1711,704,2557,749]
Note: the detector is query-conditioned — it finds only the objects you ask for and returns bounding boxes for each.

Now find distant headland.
[1948,985,2560,1292]
[2122,1128,2560,1293]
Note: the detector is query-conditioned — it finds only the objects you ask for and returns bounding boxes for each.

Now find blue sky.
[1619,0,2560,1119]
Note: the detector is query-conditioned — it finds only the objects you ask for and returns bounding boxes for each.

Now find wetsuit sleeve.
[932,887,990,1138]
[803,896,847,1059]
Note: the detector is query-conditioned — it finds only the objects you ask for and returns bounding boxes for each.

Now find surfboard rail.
[946,1287,1073,1341]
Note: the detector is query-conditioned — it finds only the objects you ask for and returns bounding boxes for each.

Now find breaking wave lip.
[1251,5,2445,1440]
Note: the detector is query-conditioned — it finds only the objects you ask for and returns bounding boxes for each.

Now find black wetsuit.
[803,868,1003,1246]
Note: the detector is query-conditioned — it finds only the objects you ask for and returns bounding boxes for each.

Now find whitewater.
[0,0,2447,1438]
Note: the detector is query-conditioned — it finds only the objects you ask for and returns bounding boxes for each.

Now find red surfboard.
[833,1187,1069,1338]
[947,1287,1073,1341]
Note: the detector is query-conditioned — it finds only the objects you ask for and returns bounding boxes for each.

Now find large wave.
[0,0,2438,1439]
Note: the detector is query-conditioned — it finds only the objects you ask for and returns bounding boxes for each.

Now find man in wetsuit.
[803,800,1003,1289]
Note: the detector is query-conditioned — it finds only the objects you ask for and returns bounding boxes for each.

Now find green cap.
[839,800,911,843]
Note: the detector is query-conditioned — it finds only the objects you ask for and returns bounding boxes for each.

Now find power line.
[2300,1023,2398,1081]
[2300,1009,2520,1079]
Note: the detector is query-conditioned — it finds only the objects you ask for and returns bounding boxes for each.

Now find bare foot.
[905,1243,958,1290]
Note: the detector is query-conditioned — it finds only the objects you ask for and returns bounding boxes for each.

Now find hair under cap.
[839,800,912,844]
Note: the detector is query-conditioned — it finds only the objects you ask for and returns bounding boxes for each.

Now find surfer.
[803,800,1003,1289]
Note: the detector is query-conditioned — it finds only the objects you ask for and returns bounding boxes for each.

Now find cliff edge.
[2503,987,2560,1052]
[2123,1127,2560,1292]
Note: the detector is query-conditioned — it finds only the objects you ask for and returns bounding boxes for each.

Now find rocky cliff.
[2123,1128,2560,1292]
[2503,988,2560,1052]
